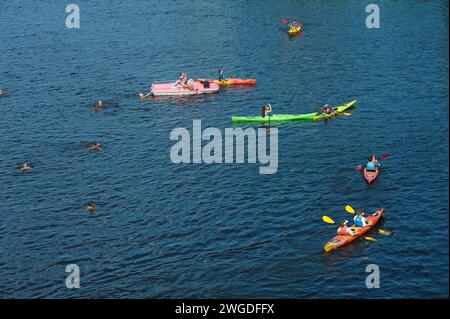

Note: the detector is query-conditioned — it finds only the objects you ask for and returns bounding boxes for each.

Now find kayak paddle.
[355,165,363,171]
[322,216,335,224]
[139,92,151,98]
[345,205,356,214]
[380,154,390,159]
[364,236,377,241]
[342,112,352,116]
[281,19,289,24]
[378,229,391,236]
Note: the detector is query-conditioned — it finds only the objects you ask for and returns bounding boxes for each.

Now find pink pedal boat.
[149,81,220,96]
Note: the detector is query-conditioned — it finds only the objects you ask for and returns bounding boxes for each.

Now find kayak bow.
[288,26,302,34]
[364,167,379,184]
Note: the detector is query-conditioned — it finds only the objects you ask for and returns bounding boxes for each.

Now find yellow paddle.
[345,205,356,214]
[322,216,335,224]
[342,112,352,116]
[378,229,391,236]
[364,236,377,241]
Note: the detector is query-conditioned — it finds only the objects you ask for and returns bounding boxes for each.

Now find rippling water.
[0,0,448,298]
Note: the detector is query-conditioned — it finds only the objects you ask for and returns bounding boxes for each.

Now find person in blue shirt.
[218,69,224,81]
[354,210,371,227]
[366,155,380,171]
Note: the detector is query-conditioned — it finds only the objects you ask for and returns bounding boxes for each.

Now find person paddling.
[218,69,225,81]
[354,210,371,227]
[366,155,380,171]
[337,220,356,236]
[324,104,336,116]
[262,103,272,118]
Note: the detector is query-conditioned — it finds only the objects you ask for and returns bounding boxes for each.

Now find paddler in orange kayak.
[337,220,356,236]
[218,69,224,81]
[354,210,373,227]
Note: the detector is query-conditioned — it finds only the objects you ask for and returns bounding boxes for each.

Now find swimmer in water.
[86,201,96,212]
[20,162,31,171]
[0,89,6,96]
[88,142,102,151]
[92,100,104,109]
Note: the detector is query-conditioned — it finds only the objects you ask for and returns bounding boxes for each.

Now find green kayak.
[231,100,357,123]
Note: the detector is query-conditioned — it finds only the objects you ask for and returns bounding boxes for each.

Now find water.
[0,0,448,298]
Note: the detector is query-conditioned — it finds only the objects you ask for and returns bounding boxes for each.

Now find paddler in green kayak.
[262,103,272,118]
[319,104,336,116]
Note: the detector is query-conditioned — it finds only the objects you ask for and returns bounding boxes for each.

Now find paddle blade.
[345,205,356,214]
[342,112,352,116]
[322,216,335,224]
[378,229,391,236]
[364,236,377,242]
[380,154,390,159]
[281,19,289,24]
[355,165,363,171]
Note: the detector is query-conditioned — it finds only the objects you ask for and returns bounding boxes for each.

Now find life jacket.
[366,161,376,171]
[354,215,367,227]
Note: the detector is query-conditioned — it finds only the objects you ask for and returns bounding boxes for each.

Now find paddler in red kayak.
[262,103,272,118]
[337,220,356,236]
[367,155,380,168]
[354,210,373,227]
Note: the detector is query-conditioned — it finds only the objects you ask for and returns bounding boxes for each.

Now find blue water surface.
[0,0,448,298]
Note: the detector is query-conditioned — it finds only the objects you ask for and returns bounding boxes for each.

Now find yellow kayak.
[288,26,302,34]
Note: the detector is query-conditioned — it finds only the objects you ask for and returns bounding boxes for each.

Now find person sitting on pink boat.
[186,79,198,91]
[176,72,188,88]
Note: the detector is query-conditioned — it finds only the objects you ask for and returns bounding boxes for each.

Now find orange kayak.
[197,78,256,86]
[324,208,384,253]
[364,167,379,184]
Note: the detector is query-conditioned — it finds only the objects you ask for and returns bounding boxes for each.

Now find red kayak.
[324,208,384,253]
